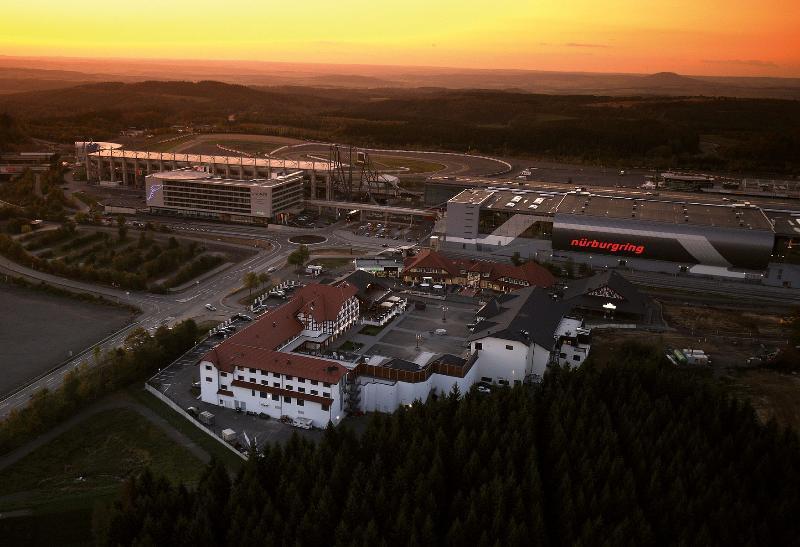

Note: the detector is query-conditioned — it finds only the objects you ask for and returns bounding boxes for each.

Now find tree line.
[94,342,800,546]
[0,320,200,456]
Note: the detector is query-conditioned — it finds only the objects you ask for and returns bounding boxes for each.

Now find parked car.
[205,304,217,311]
[476,385,491,394]
[292,417,313,430]
[266,266,277,273]
[235,313,253,321]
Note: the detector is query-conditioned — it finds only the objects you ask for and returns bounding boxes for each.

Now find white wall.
[199,361,345,428]
[470,336,529,385]
[359,362,481,414]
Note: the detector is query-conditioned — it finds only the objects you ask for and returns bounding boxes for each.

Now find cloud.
[703,59,778,68]
[564,43,609,48]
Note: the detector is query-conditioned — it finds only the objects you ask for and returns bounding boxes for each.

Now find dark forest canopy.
[1,81,798,174]
[0,112,29,151]
[95,343,800,546]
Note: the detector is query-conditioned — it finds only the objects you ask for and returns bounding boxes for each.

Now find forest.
[94,342,800,546]
[1,81,798,173]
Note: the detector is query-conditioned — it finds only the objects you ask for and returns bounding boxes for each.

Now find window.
[237,375,244,381]
[573,355,581,361]
[251,390,255,396]
[298,387,305,393]
[205,377,212,382]
[322,404,329,411]
[261,379,267,385]
[505,345,513,350]
[272,372,280,378]
[205,364,212,370]
[249,368,256,373]
[323,392,330,398]
[311,390,318,396]
[559,352,567,358]
[310,380,318,386]
[249,378,255,383]
[475,342,483,350]
[283,396,291,403]
[498,379,509,386]
[273,382,280,388]
[271,394,278,401]
[286,375,293,381]
[298,377,305,383]
[260,392,267,398]
[297,399,304,406]
[219,399,224,404]
[220,372,227,377]
[286,385,293,391]
[220,385,228,390]
[324,382,331,388]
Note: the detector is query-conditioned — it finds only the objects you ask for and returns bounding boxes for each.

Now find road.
[0,220,390,420]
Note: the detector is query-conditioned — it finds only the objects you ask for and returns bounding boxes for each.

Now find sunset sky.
[1,0,798,76]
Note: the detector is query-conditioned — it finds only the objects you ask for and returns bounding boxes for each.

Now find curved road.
[0,221,390,420]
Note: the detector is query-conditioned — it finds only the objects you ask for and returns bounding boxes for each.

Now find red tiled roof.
[403,248,459,275]
[294,283,358,323]
[402,249,555,288]
[201,283,353,383]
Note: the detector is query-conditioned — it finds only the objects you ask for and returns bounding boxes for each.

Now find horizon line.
[1,53,798,81]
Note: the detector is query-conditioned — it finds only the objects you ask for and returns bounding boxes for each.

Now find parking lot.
[149,295,477,451]
[337,297,476,362]
[349,220,433,244]
[150,320,324,452]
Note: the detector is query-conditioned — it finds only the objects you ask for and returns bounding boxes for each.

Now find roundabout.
[288,234,327,245]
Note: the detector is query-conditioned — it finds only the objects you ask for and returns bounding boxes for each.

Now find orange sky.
[1,0,798,76]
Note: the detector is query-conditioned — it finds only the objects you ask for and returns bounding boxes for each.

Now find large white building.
[146,168,304,224]
[200,276,592,427]
[468,288,592,384]
[199,283,360,427]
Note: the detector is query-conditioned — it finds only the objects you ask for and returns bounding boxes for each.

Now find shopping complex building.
[145,169,304,223]
[443,187,779,275]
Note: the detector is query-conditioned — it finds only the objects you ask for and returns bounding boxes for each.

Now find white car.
[266,266,277,273]
[205,304,217,312]
[434,328,447,336]
[476,385,491,394]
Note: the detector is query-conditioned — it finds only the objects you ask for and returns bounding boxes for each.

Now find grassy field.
[0,408,206,545]
[370,154,446,174]
[71,191,101,210]
[312,257,354,269]
[126,387,245,472]
[359,324,388,336]
[723,369,800,433]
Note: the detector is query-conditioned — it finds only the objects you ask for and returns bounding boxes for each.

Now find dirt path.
[0,391,211,472]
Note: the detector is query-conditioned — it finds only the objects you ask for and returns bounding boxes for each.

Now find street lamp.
[441,305,448,322]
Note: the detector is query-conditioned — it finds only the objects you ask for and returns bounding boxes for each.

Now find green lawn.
[370,155,445,174]
[337,340,364,352]
[0,407,206,546]
[359,324,388,336]
[126,387,244,472]
[313,257,354,269]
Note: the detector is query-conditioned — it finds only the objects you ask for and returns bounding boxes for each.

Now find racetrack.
[163,133,513,177]
[275,142,513,177]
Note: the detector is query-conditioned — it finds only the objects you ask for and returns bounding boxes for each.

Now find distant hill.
[0,56,798,99]
[0,79,797,174]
